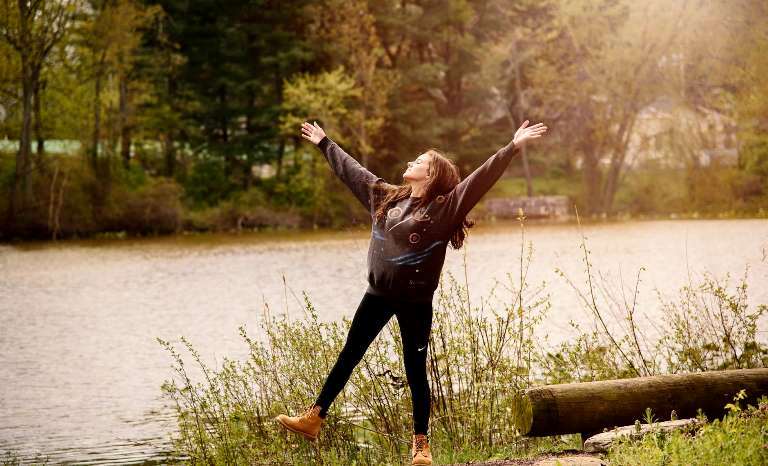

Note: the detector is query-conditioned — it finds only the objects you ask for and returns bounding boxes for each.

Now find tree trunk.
[164,73,178,177]
[292,138,301,171]
[7,87,32,228]
[90,53,109,219]
[273,68,285,179]
[163,131,175,177]
[14,57,34,217]
[33,78,45,158]
[512,39,533,197]
[600,160,622,215]
[119,74,131,169]
[519,145,532,197]
[103,97,114,189]
[600,114,637,214]
[360,107,369,167]
[92,66,102,168]
[243,88,256,190]
[219,86,232,177]
[276,138,285,179]
[516,368,768,437]
[581,151,602,215]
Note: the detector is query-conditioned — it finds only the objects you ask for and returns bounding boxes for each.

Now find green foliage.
[182,188,302,232]
[279,67,361,143]
[608,396,768,466]
[277,67,377,227]
[153,0,314,171]
[183,157,231,208]
[0,151,15,188]
[614,168,688,215]
[684,166,767,215]
[659,271,768,372]
[0,451,19,466]
[741,132,768,180]
[105,177,183,235]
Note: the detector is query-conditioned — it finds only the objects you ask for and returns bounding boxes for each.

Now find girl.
[276,120,547,465]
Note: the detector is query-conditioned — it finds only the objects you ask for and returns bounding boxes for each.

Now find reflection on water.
[1,219,766,463]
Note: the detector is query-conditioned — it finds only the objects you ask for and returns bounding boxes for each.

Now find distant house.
[623,97,739,169]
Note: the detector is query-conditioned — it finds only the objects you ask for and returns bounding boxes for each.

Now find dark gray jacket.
[317,136,519,302]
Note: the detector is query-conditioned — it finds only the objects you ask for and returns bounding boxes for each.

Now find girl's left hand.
[512,120,548,146]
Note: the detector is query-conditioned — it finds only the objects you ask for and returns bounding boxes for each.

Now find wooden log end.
[514,388,557,436]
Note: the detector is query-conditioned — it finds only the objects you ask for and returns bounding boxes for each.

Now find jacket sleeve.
[317,136,384,215]
[443,140,519,225]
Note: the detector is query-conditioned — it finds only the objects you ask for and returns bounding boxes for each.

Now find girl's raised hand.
[512,120,548,147]
[301,121,326,145]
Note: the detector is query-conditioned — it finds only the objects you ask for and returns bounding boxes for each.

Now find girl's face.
[403,153,432,183]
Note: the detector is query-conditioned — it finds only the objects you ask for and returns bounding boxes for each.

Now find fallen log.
[515,368,768,437]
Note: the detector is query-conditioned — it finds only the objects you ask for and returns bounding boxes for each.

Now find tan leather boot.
[274,405,324,441]
[411,434,432,465]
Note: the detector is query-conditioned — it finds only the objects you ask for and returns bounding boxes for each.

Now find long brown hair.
[371,148,474,249]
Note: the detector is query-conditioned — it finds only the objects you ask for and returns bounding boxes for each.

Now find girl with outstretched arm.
[276,119,547,465]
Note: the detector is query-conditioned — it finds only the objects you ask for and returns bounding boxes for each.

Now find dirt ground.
[446,451,607,466]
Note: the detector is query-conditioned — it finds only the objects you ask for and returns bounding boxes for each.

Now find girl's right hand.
[301,121,326,145]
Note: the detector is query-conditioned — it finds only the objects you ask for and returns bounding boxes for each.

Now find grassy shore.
[151,216,766,465]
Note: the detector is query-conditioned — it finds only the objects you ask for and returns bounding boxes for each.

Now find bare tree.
[551,0,692,214]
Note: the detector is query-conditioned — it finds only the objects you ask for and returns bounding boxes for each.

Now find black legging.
[315,292,433,435]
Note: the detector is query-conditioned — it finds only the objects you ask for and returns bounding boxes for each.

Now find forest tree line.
[0,0,766,240]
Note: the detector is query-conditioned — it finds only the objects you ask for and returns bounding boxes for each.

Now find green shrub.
[105,177,183,235]
[184,157,232,208]
[182,188,303,232]
[614,167,687,215]
[740,131,768,179]
[608,395,768,466]
[0,154,102,238]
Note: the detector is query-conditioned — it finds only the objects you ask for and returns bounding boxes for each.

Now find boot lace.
[301,405,319,419]
[414,435,427,453]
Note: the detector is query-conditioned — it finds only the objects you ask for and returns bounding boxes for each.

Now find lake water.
[1,219,766,464]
